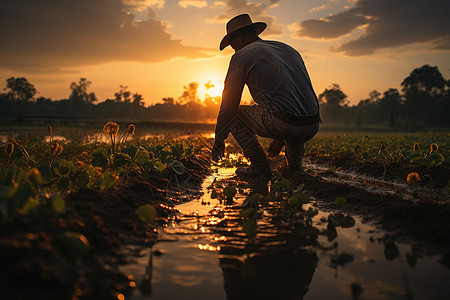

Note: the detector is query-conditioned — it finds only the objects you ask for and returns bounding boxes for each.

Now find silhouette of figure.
[212,14,320,184]
[215,206,319,300]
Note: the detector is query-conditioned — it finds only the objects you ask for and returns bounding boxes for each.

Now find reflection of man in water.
[216,205,318,299]
[219,248,318,300]
[212,14,320,182]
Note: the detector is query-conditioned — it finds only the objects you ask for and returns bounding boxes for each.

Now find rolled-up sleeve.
[215,55,245,141]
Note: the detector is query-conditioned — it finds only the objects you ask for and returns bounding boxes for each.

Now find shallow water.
[122,169,449,300]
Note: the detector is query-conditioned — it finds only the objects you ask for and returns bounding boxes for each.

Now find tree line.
[0,64,449,128]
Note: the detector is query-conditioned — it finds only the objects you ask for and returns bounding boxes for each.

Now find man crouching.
[212,14,320,182]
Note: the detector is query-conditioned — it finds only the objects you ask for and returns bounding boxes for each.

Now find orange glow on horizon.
[196,72,224,101]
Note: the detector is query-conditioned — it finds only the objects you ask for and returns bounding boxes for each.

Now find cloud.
[309,5,328,13]
[211,0,284,36]
[124,0,165,10]
[178,0,208,8]
[0,0,210,71]
[291,0,450,56]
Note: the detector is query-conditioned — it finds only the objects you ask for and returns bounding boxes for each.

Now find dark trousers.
[229,105,319,168]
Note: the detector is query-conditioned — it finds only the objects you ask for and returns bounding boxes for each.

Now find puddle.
[122,169,450,300]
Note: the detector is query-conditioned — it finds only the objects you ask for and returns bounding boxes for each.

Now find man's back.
[231,40,319,116]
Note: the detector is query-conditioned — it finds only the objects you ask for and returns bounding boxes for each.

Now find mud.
[299,154,450,252]
[1,151,449,299]
[0,155,211,300]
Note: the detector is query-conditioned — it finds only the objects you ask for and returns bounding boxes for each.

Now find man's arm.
[212,55,245,162]
[214,55,245,142]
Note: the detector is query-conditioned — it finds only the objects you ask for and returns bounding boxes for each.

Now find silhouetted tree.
[114,85,132,103]
[69,78,97,103]
[319,84,348,124]
[319,83,348,106]
[379,88,401,128]
[368,90,381,102]
[179,82,199,104]
[4,77,36,102]
[401,65,448,126]
[402,65,446,95]
[132,93,144,106]
[162,97,175,105]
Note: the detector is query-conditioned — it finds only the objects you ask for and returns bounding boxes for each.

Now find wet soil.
[299,154,450,252]
[0,155,212,300]
[1,152,449,299]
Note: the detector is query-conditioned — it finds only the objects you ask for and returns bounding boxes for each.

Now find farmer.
[212,14,320,181]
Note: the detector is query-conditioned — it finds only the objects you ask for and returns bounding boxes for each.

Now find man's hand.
[211,138,225,162]
[267,139,285,158]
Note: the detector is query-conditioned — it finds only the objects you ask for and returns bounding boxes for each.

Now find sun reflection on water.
[197,244,221,252]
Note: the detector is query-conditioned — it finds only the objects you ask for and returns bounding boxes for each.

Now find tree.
[401,65,447,124]
[318,84,349,124]
[179,82,199,104]
[132,93,144,106]
[162,97,175,105]
[4,77,36,102]
[114,85,132,103]
[401,65,446,95]
[368,90,381,102]
[318,84,348,106]
[379,88,401,128]
[69,78,97,103]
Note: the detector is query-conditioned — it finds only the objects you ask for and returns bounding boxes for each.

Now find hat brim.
[219,22,267,51]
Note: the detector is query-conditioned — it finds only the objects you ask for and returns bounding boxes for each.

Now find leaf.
[271,182,283,193]
[424,152,445,167]
[12,177,34,209]
[52,159,75,176]
[113,152,131,168]
[293,183,304,193]
[21,199,40,215]
[223,186,237,200]
[99,172,116,192]
[280,179,291,188]
[121,145,138,159]
[170,160,185,175]
[242,193,263,207]
[339,216,355,228]
[327,214,340,227]
[136,204,157,225]
[303,207,318,218]
[242,219,257,237]
[262,192,277,203]
[52,195,66,213]
[153,160,167,172]
[59,232,90,262]
[290,192,310,206]
[239,207,257,218]
[134,149,151,165]
[91,148,109,169]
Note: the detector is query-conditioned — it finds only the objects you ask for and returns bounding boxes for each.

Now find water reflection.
[0,124,215,144]
[124,171,450,300]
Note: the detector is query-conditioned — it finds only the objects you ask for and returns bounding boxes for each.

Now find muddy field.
[1,150,449,299]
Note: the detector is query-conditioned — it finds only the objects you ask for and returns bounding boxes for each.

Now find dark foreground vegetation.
[0,123,449,299]
[1,65,449,129]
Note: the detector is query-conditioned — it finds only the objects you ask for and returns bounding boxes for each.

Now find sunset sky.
[0,0,449,105]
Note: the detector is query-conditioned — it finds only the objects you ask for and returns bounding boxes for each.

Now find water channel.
[121,168,450,300]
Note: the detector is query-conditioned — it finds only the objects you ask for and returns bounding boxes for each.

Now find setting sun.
[196,73,224,101]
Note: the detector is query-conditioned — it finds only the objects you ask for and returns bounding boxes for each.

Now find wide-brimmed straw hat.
[219,14,267,51]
